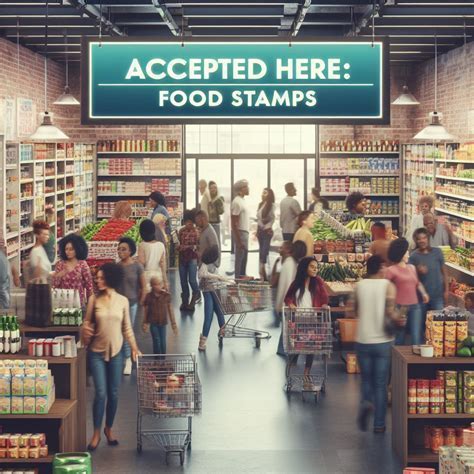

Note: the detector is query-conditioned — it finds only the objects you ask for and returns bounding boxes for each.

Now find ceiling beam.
[0,6,82,16]
[187,17,281,27]
[189,27,280,36]
[381,6,474,16]
[68,0,124,36]
[0,17,96,26]
[376,17,474,27]
[176,6,284,17]
[290,0,311,36]
[152,0,181,36]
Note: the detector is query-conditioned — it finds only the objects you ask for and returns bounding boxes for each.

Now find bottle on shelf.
[3,316,11,354]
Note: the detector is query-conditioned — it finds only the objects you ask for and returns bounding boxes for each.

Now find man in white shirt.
[231,180,250,278]
[198,179,210,218]
[280,182,302,242]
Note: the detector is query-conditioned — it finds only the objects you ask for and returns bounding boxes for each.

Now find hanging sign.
[81,38,389,124]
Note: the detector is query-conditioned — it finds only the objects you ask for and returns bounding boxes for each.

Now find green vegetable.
[457,347,472,357]
[461,336,474,349]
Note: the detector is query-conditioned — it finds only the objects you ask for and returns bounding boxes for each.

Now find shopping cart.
[210,280,272,348]
[283,307,332,403]
[136,354,202,465]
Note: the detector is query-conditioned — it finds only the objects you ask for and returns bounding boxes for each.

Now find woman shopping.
[52,234,94,310]
[81,263,141,451]
[293,211,316,257]
[284,257,329,383]
[117,237,146,375]
[28,220,52,283]
[138,219,168,291]
[352,256,401,433]
[385,238,429,345]
[256,188,276,281]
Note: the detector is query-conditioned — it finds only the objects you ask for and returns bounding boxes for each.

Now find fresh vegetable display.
[311,219,343,241]
[123,218,144,243]
[345,217,372,236]
[317,262,359,282]
[442,246,474,272]
[92,219,135,241]
[457,337,474,357]
[80,220,107,241]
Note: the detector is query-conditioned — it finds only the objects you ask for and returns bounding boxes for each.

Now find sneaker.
[198,335,207,351]
[123,358,132,375]
[357,401,373,432]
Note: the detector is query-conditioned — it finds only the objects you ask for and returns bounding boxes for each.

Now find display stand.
[0,347,87,473]
[392,346,474,467]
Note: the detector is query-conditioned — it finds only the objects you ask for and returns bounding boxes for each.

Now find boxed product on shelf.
[0,432,48,460]
[320,139,399,152]
[439,445,474,474]
[97,139,180,153]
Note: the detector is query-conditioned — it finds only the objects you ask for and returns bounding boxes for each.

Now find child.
[198,245,231,351]
[177,209,201,311]
[142,276,178,354]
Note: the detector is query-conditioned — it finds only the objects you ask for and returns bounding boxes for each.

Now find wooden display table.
[392,346,474,467]
[0,349,87,473]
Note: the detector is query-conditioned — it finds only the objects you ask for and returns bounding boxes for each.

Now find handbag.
[25,282,52,327]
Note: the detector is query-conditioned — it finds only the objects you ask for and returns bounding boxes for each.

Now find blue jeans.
[395,303,423,346]
[356,341,392,429]
[150,324,167,354]
[423,296,444,313]
[122,302,138,359]
[202,291,225,338]
[179,259,199,301]
[88,350,123,430]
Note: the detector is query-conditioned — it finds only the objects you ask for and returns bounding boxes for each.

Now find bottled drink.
[0,317,4,353]
[4,316,10,354]
[12,316,20,354]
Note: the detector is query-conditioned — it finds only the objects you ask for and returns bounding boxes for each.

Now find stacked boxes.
[0,433,48,460]
[0,359,55,415]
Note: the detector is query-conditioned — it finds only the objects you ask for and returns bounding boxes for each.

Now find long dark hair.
[258,188,275,220]
[286,257,319,305]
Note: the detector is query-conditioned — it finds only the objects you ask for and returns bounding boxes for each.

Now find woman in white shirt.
[137,219,168,291]
[405,195,434,250]
[352,255,401,434]
[256,188,276,281]
[29,220,52,283]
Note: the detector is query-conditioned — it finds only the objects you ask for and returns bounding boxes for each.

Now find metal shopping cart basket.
[210,280,273,348]
[136,354,202,465]
[283,307,332,403]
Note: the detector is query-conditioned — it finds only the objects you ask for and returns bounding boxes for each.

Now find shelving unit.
[96,139,183,225]
[0,348,86,473]
[319,140,401,231]
[392,346,474,468]
[1,137,96,275]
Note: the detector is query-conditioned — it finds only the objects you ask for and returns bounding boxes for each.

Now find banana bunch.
[345,217,372,237]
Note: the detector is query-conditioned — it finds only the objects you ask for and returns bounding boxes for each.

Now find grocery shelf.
[7,253,19,260]
[20,196,33,202]
[404,158,435,163]
[0,455,54,464]
[97,151,180,156]
[322,193,399,197]
[435,190,474,202]
[6,164,17,170]
[453,233,474,244]
[435,175,474,183]
[365,214,400,218]
[435,159,474,164]
[98,174,181,178]
[320,151,399,155]
[98,192,181,197]
[320,173,399,177]
[408,413,474,419]
[20,226,33,234]
[0,399,76,419]
[5,231,19,239]
[20,178,33,184]
[445,262,474,277]
[435,207,474,222]
[407,450,438,463]
[21,242,34,251]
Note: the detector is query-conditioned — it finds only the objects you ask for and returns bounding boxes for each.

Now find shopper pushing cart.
[136,354,201,465]
[283,257,331,401]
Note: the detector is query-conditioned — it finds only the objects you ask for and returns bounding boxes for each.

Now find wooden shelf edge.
[0,399,76,419]
[0,455,54,464]
[408,413,474,419]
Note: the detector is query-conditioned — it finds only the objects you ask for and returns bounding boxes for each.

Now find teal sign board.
[81,38,389,124]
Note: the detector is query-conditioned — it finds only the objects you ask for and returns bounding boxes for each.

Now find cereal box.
[0,371,11,396]
[11,373,24,396]
[23,397,35,414]
[11,396,23,414]
[0,397,11,414]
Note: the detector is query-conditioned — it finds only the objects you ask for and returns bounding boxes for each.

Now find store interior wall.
[0,37,472,144]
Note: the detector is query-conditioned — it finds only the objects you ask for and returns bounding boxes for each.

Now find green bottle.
[4,316,10,354]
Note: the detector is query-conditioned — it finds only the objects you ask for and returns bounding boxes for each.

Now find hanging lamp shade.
[413,111,457,142]
[392,85,420,106]
[29,111,69,141]
[54,86,80,106]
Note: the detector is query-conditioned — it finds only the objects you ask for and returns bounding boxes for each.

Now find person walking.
[284,257,329,384]
[293,211,316,257]
[423,213,458,249]
[28,220,52,283]
[142,276,178,354]
[81,263,141,451]
[197,246,231,351]
[195,210,220,267]
[148,191,171,239]
[352,255,401,433]
[117,237,146,375]
[137,219,168,291]
[280,182,301,242]
[369,222,390,263]
[308,187,329,213]
[385,238,429,345]
[231,180,250,278]
[275,240,308,356]
[256,188,276,281]
[198,179,210,217]
[177,210,201,311]
[52,234,94,310]
[207,181,225,244]
[409,227,449,313]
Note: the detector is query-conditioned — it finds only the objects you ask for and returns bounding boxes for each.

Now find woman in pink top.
[52,234,94,310]
[385,238,429,345]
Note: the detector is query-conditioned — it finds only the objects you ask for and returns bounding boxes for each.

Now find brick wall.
[1,37,472,145]
[0,37,180,143]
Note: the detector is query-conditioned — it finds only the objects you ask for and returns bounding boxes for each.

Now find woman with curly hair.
[52,234,94,309]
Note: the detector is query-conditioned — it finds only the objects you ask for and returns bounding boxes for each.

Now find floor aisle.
[87,255,403,473]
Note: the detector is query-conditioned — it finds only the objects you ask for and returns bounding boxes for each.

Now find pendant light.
[413,35,456,142]
[53,29,80,106]
[29,0,69,141]
[392,66,419,106]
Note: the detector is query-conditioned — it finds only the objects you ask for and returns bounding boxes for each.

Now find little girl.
[142,277,178,354]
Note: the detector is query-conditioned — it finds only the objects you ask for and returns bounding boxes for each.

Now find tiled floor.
[87,254,403,473]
